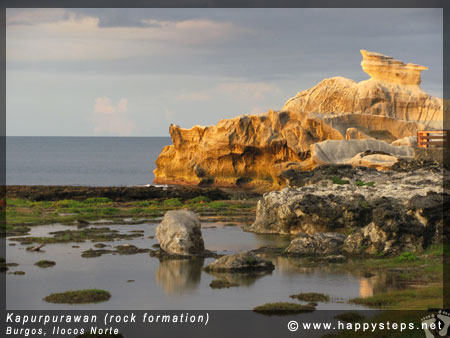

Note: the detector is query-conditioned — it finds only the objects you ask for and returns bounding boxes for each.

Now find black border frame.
[0,2,447,337]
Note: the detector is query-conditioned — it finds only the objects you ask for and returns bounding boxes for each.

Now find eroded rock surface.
[156,210,205,256]
[248,167,446,255]
[310,139,413,168]
[154,50,444,190]
[285,233,346,255]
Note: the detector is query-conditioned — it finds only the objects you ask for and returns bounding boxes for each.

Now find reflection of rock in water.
[359,278,374,298]
[156,258,204,294]
[272,256,348,275]
[206,270,272,287]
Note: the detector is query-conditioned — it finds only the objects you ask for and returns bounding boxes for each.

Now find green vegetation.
[208,201,230,209]
[187,196,211,204]
[348,286,442,310]
[84,197,112,204]
[10,227,142,245]
[356,181,375,187]
[253,302,316,314]
[331,177,350,185]
[395,252,418,262]
[162,198,183,207]
[290,292,329,302]
[44,289,111,304]
[34,260,56,268]
[5,197,257,231]
[343,245,443,283]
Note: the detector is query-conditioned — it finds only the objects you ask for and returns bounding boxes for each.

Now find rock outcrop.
[285,233,346,255]
[203,251,274,272]
[283,50,443,128]
[156,210,205,256]
[360,50,427,86]
[247,166,446,255]
[154,110,343,189]
[154,50,444,190]
[310,139,414,168]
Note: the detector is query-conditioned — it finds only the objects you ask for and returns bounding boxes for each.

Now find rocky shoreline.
[5,185,233,202]
[246,162,448,256]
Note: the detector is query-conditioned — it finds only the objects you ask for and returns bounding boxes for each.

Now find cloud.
[6,8,68,26]
[6,9,249,63]
[92,97,134,136]
[176,81,280,102]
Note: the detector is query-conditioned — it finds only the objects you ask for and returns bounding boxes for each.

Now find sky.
[6,8,443,137]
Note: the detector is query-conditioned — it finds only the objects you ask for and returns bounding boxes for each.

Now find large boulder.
[285,232,346,255]
[247,187,372,235]
[156,210,205,256]
[203,251,274,272]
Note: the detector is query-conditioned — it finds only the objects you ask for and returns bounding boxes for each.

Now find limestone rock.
[156,210,205,256]
[285,232,346,255]
[360,50,428,86]
[345,128,374,140]
[311,139,413,167]
[247,167,444,255]
[283,50,443,129]
[247,187,371,235]
[203,251,274,272]
[154,110,343,190]
[347,153,399,170]
[154,50,443,190]
[392,136,417,147]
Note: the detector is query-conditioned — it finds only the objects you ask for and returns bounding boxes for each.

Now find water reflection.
[205,270,273,287]
[359,278,374,298]
[156,258,204,294]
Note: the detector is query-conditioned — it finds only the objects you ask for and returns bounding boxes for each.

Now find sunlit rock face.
[154,110,343,190]
[360,50,428,86]
[283,51,443,129]
[154,50,444,190]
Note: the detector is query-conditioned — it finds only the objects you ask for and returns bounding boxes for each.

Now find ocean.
[6,136,172,186]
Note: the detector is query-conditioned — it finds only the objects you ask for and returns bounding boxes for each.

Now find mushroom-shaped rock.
[156,210,205,255]
[360,49,428,86]
[203,251,274,272]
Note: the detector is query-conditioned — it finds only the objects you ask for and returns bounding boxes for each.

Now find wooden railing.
[417,130,448,148]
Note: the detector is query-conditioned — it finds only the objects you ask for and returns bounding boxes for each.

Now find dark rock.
[6,185,231,202]
[285,233,346,255]
[203,251,274,272]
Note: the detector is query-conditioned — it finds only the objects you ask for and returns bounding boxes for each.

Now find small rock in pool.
[10,271,25,275]
[34,260,56,268]
[203,251,274,272]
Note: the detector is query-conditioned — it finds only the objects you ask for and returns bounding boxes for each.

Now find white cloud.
[6,10,249,62]
[92,97,134,136]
